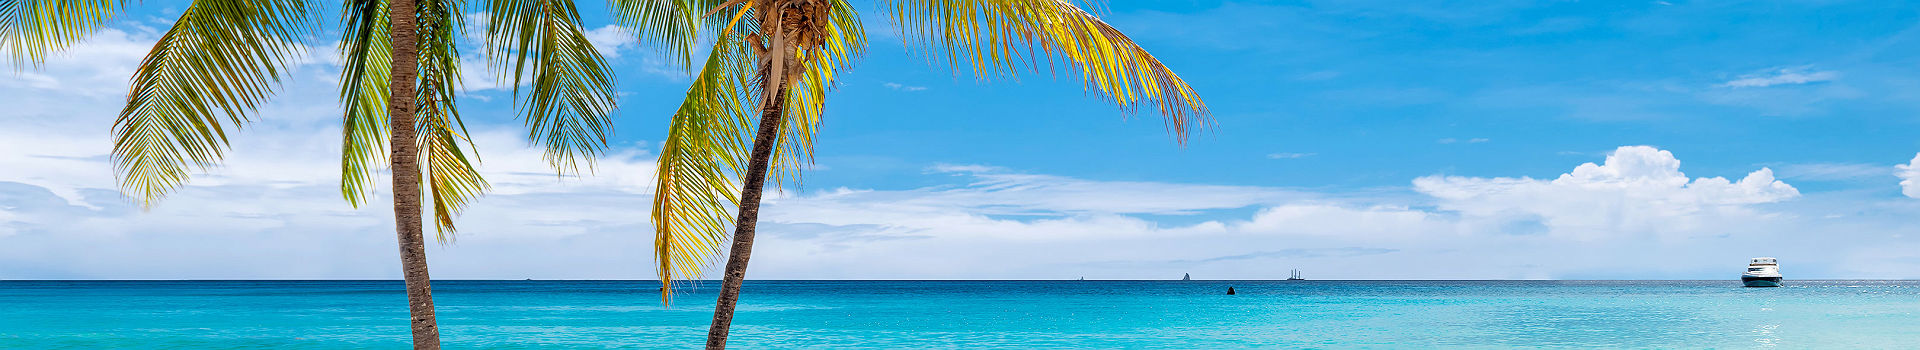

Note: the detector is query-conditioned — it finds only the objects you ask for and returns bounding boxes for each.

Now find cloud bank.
[5,23,1920,282]
[1415,146,1798,239]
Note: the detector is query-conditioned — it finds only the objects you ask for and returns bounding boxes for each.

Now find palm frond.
[647,0,859,303]
[607,0,696,72]
[605,0,748,72]
[484,0,619,175]
[112,0,312,207]
[889,0,1208,141]
[339,0,487,238]
[766,0,861,187]
[0,0,118,68]
[338,0,391,207]
[417,0,487,239]
[651,32,758,304]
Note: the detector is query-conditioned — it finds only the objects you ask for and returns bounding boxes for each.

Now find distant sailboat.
[1182,273,1192,281]
[1287,269,1305,281]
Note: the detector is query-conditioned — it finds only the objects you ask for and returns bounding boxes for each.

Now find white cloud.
[1719,67,1839,88]
[0,29,156,96]
[1266,152,1315,159]
[7,130,1920,279]
[1899,153,1920,198]
[0,27,663,279]
[1414,146,1799,239]
[883,82,928,92]
[582,25,636,58]
[9,29,1920,280]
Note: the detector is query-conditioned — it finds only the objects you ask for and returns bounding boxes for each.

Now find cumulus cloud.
[1415,146,1799,239]
[1719,67,1839,88]
[1900,153,1920,198]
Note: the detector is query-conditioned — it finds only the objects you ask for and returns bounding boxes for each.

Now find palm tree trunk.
[386,0,440,348]
[706,28,793,350]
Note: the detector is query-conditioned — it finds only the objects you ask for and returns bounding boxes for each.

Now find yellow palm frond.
[766,0,861,187]
[889,0,1208,140]
[417,0,487,239]
[647,0,1208,308]
[484,0,619,175]
[112,0,312,207]
[648,0,861,304]
[652,32,759,304]
[0,0,118,68]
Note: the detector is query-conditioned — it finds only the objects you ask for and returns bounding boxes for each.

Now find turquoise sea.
[3,280,1918,349]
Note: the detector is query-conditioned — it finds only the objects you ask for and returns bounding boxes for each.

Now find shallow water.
[2,280,1916,349]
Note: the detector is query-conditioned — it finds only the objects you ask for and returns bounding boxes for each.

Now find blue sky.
[4,0,1920,280]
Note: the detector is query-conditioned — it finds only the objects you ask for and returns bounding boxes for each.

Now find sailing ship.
[1287,269,1305,281]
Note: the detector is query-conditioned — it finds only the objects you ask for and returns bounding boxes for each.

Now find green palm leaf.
[484,0,619,175]
[112,0,312,207]
[609,0,693,72]
[417,0,487,238]
[0,0,117,68]
[338,0,391,208]
[339,0,488,238]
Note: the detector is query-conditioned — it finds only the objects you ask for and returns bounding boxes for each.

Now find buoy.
[1227,287,1237,295]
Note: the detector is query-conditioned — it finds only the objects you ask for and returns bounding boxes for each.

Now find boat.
[1742,257,1782,287]
[1182,273,1191,281]
[1286,269,1305,281]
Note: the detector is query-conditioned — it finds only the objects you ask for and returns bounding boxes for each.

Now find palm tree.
[632,1,1207,348]
[4,1,615,348]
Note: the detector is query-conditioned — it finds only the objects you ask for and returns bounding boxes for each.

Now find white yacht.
[1742,257,1782,287]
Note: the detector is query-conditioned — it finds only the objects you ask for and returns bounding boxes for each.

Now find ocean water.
[2,280,1918,349]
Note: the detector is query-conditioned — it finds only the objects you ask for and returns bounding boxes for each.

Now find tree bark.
[705,24,792,350]
[386,0,440,348]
